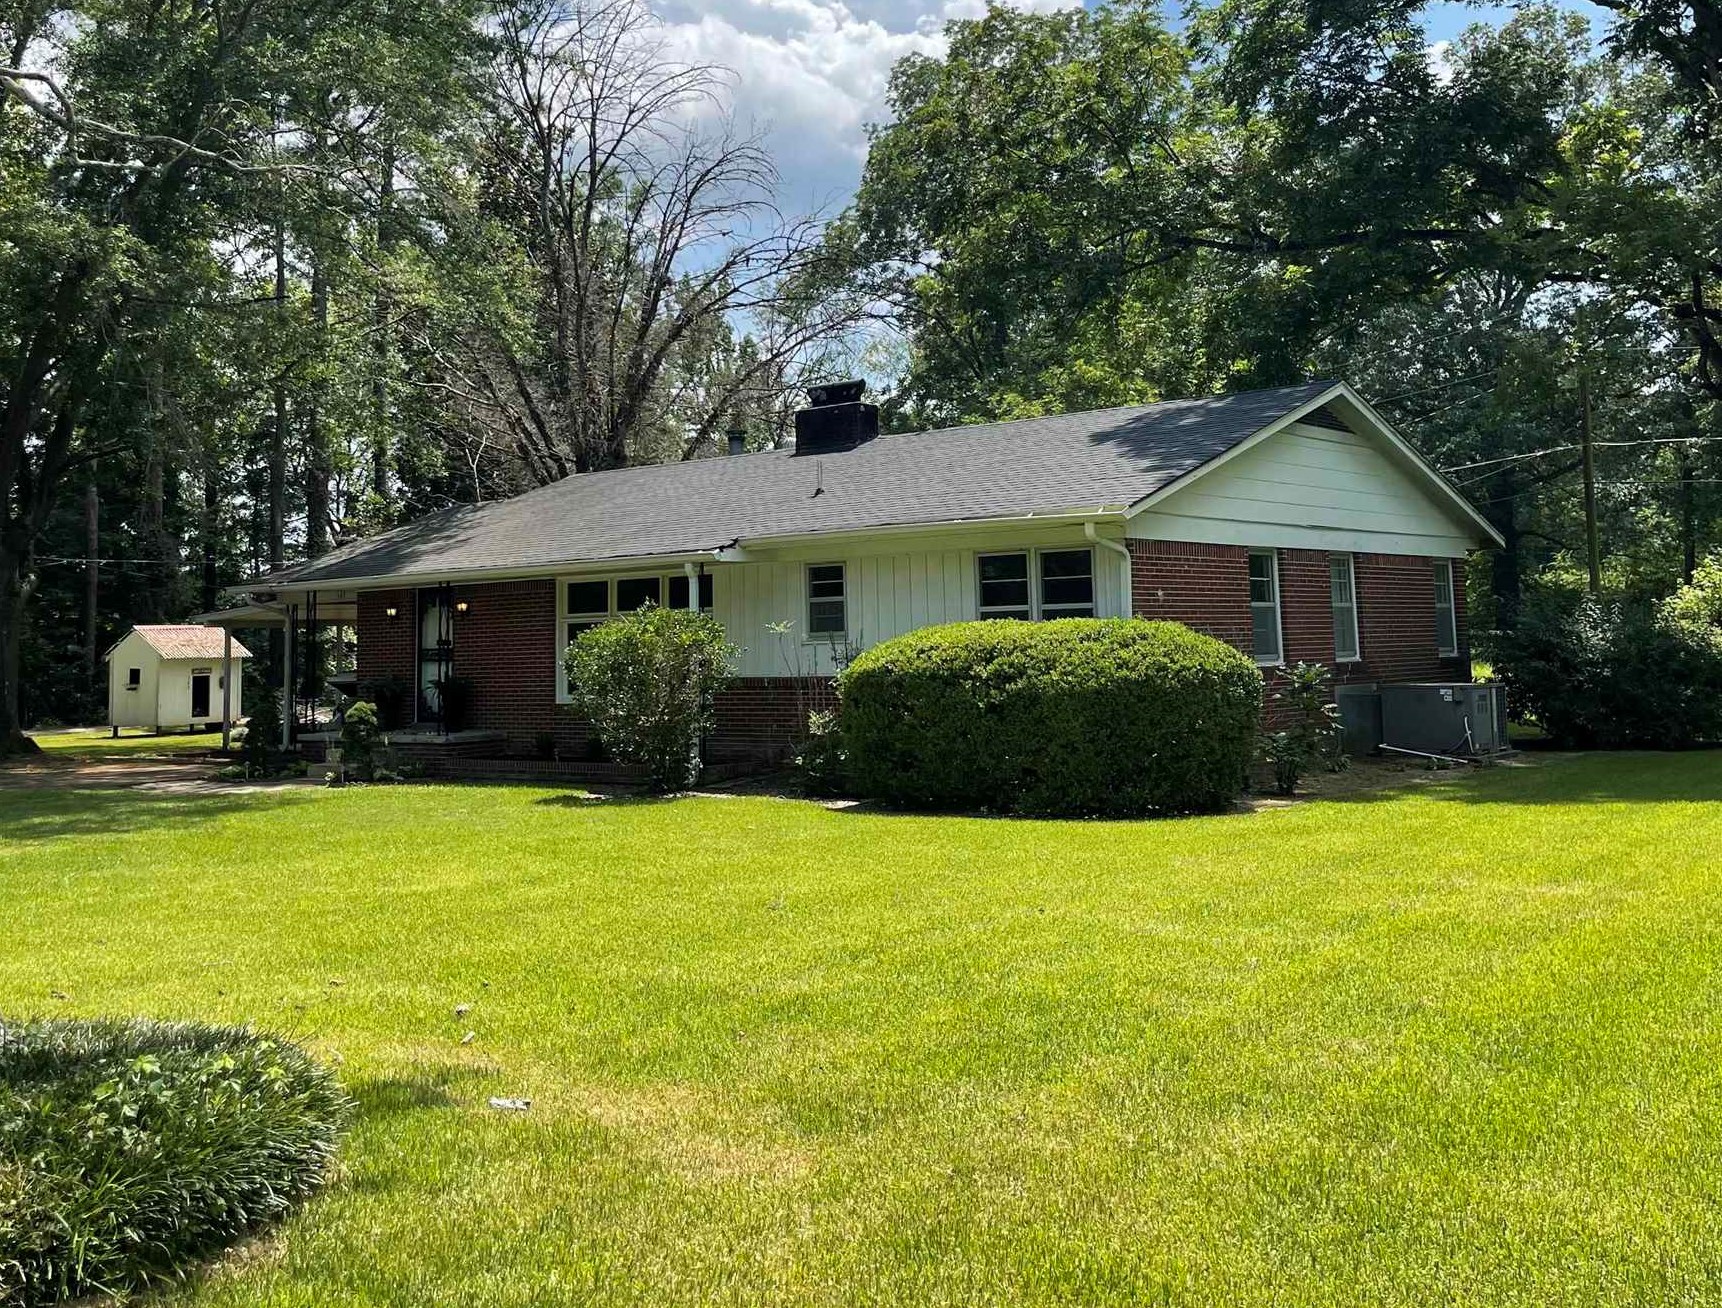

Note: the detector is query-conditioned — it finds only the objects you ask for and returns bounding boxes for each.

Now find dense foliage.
[1492,593,1722,747]
[563,605,737,791]
[1262,663,1347,796]
[0,1018,350,1305]
[838,619,1262,817]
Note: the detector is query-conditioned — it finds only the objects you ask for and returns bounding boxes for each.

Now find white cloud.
[652,0,1078,216]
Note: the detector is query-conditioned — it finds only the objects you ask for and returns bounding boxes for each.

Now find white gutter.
[255,509,1131,596]
[1085,521,1134,619]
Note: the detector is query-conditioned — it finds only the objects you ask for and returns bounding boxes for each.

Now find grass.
[27,727,228,758]
[3,755,1721,1305]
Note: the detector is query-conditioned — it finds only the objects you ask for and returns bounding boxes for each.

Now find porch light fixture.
[454,600,469,615]
[384,605,398,619]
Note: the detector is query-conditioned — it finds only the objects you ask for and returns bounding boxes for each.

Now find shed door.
[190,670,211,719]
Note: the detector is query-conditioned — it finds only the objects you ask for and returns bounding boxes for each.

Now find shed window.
[126,667,141,688]
[1249,551,1283,665]
[1330,554,1360,663]
[1433,560,1459,656]
[807,564,847,635]
[1039,549,1095,618]
[978,553,1032,620]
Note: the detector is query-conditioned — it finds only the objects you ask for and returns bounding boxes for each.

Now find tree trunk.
[372,132,396,504]
[83,480,99,681]
[0,551,40,755]
[306,265,331,558]
[202,460,221,613]
[1488,489,1522,633]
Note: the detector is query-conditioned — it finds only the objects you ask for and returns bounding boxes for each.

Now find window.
[1433,560,1459,656]
[978,553,1032,619]
[978,548,1095,620]
[126,667,141,689]
[1039,549,1095,618]
[562,580,609,653]
[1249,550,1283,665]
[807,563,847,635]
[1330,554,1360,663]
[667,572,714,611]
[615,575,662,612]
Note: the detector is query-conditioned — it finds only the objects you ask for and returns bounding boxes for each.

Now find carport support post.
[221,628,233,751]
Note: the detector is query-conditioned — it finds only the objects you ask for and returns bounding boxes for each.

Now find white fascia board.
[1122,382,1504,550]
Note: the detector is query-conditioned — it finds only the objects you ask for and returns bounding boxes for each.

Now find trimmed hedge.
[0,1018,351,1305]
[838,619,1262,816]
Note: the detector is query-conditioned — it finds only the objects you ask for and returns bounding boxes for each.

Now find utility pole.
[1579,367,1601,596]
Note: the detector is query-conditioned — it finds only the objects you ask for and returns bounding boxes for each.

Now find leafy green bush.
[839,619,1262,816]
[338,700,383,781]
[1662,551,1722,651]
[563,604,737,791]
[794,708,847,797]
[0,1018,350,1305]
[1494,594,1722,748]
[1262,662,1346,795]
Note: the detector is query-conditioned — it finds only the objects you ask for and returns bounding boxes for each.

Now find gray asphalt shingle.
[266,382,1337,586]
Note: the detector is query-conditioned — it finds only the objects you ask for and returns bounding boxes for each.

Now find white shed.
[105,625,251,734]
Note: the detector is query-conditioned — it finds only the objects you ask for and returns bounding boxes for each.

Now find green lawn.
[28,726,229,757]
[4,756,1721,1306]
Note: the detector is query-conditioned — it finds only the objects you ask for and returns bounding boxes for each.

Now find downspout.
[1085,521,1133,619]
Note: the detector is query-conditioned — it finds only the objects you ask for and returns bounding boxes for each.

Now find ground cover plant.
[3,755,1721,1305]
[0,1018,350,1304]
[839,619,1261,815]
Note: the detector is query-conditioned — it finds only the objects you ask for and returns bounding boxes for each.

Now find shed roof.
[116,626,253,661]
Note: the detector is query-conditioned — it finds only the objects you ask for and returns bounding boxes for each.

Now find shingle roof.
[265,382,1338,587]
[126,626,254,660]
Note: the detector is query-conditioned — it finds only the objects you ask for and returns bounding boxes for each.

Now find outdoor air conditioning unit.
[1379,682,1508,758]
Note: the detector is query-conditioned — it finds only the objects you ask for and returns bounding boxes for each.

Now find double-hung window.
[1330,553,1360,663]
[1433,560,1459,656]
[1249,550,1283,665]
[807,564,847,636]
[977,548,1095,620]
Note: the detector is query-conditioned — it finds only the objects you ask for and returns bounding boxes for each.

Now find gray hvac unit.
[1379,682,1507,757]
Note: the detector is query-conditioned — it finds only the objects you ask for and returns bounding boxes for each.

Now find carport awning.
[188,600,360,629]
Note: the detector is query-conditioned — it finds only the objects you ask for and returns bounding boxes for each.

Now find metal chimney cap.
[806,379,865,407]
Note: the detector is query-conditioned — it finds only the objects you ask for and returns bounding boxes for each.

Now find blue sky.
[654,0,1612,220]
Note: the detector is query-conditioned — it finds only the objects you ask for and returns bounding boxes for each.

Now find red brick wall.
[352,578,824,758]
[1128,540,1253,649]
[1128,540,1471,694]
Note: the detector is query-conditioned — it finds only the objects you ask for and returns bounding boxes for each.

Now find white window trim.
[975,547,1097,621]
[1249,549,1285,667]
[1433,559,1459,657]
[805,562,848,640]
[555,570,713,701]
[1330,553,1362,664]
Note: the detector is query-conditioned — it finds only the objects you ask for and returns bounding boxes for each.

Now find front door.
[417,589,454,723]
[190,671,211,720]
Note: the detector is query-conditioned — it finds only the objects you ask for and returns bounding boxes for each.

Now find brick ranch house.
[216,380,1498,762]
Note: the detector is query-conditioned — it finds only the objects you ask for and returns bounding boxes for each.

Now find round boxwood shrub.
[0,1018,351,1305]
[838,618,1262,816]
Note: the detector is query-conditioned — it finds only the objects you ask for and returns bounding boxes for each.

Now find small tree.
[563,604,736,791]
[242,692,283,778]
[339,701,384,781]
[1262,662,1345,795]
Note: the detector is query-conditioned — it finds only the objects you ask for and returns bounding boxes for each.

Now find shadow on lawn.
[0,785,317,845]
[1326,750,1722,808]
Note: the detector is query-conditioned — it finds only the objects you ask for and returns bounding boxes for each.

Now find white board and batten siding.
[1127,420,1478,558]
[712,530,1130,678]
